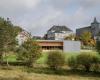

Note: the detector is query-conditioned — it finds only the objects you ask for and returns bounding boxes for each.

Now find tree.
[80,32,92,46]
[0,17,21,65]
[17,39,42,67]
[13,26,23,37]
[0,26,4,63]
[88,39,96,47]
[47,51,65,70]
[0,18,17,49]
[64,34,75,40]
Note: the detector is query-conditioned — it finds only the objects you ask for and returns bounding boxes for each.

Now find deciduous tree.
[0,17,22,65]
[17,39,42,67]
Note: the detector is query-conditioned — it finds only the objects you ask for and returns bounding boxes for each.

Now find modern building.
[45,25,73,40]
[37,40,81,52]
[76,18,100,39]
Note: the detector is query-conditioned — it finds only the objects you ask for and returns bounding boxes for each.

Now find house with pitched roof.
[45,25,73,40]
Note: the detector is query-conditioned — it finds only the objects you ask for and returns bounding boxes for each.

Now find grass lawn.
[36,51,80,64]
[3,54,17,62]
[3,50,98,64]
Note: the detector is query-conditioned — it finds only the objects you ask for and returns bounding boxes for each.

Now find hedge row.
[67,52,100,72]
[46,51,100,72]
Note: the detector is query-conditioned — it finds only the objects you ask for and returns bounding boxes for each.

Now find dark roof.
[48,25,72,33]
[76,26,91,30]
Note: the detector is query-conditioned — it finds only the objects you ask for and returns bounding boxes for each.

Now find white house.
[46,25,73,40]
[16,30,31,45]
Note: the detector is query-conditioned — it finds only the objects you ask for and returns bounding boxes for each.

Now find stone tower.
[91,17,100,37]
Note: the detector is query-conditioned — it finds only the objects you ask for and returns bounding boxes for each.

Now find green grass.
[3,54,17,62]
[3,50,99,64]
[36,52,81,64]
[36,50,99,64]
[36,52,48,64]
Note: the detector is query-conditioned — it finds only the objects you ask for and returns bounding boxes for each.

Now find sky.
[0,0,100,36]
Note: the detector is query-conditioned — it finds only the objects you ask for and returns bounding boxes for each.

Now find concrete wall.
[63,41,81,52]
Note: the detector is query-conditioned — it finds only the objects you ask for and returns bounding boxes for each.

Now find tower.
[91,17,100,37]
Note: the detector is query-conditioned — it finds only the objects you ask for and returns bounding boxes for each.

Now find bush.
[67,52,100,72]
[92,63,100,72]
[47,51,65,70]
[77,53,100,72]
[67,56,78,69]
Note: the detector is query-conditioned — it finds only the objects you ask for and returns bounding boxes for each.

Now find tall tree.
[0,17,20,65]
[0,19,4,62]
[13,26,23,37]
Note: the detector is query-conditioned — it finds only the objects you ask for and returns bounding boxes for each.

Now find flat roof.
[37,40,63,42]
[37,40,80,42]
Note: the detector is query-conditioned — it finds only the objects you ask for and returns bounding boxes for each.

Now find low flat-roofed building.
[37,40,81,52]
[38,40,63,50]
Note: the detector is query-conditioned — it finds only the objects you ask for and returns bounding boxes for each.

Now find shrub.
[92,63,100,72]
[67,56,78,69]
[47,51,65,70]
[77,52,100,72]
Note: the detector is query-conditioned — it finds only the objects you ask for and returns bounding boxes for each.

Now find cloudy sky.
[0,0,100,36]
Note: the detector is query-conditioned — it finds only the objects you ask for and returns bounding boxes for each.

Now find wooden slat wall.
[38,42,63,46]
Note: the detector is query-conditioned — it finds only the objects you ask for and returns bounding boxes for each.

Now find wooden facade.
[37,40,63,50]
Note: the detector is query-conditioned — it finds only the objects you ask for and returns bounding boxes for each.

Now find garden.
[0,50,99,80]
[0,17,100,80]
